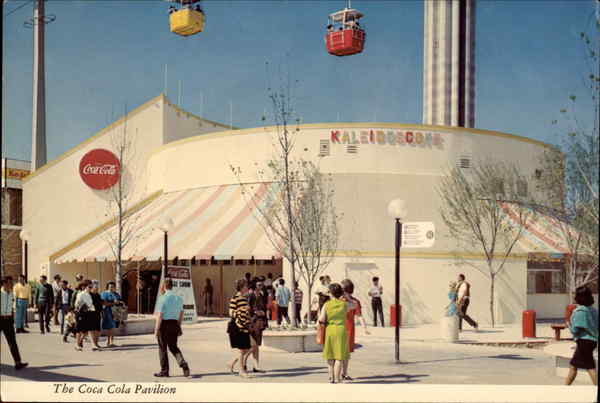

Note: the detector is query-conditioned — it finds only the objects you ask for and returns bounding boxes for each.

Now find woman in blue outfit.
[566,286,598,386]
[101,281,121,348]
[445,281,458,317]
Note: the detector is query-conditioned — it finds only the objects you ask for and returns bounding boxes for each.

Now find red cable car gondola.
[325,1,365,57]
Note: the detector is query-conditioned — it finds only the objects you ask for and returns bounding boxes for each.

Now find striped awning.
[54,183,281,263]
[500,203,575,254]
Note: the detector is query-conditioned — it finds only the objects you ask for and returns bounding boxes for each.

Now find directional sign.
[401,222,435,248]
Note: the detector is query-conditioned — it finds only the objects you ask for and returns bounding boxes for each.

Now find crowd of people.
[1,271,597,385]
[222,273,371,382]
[0,273,126,354]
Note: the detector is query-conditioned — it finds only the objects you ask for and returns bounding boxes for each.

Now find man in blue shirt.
[154,278,190,378]
[275,279,291,326]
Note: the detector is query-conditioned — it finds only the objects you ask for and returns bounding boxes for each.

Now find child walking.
[62,308,77,343]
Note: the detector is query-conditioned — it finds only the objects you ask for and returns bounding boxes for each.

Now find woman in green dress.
[319,282,349,383]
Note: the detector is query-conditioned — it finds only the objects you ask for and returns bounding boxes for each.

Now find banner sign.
[79,149,120,190]
[156,264,197,325]
[401,222,435,248]
[1,168,30,180]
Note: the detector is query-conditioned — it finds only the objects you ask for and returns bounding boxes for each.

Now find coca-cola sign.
[79,149,120,190]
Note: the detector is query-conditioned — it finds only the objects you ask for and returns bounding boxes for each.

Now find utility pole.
[28,0,54,170]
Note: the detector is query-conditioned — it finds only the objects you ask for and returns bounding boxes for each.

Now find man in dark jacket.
[56,280,74,335]
[34,275,54,334]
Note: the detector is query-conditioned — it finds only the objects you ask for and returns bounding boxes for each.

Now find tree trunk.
[307,285,312,325]
[490,275,495,328]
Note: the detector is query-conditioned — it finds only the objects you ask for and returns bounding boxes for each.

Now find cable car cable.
[3,0,34,19]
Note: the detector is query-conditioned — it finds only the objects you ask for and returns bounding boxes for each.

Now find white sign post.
[156,263,197,325]
[401,222,435,248]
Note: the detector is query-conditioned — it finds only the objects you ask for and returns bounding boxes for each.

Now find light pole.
[387,199,407,363]
[19,229,31,281]
[157,217,174,279]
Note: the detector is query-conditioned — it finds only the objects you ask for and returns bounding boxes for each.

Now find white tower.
[423,0,475,128]
[30,0,52,170]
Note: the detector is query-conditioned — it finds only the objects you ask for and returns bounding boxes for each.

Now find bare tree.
[536,147,598,299]
[535,25,599,297]
[437,161,538,327]
[100,109,145,295]
[230,66,339,327]
[291,161,339,324]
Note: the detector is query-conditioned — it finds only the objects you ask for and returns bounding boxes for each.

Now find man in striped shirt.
[293,281,303,327]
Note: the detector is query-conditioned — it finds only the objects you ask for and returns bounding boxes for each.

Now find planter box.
[103,315,155,336]
[262,329,323,353]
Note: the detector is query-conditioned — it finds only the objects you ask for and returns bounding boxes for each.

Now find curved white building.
[22,94,578,324]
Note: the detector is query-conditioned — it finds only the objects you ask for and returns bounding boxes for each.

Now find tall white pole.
[31,0,47,170]
[178,80,182,106]
[164,64,168,97]
[200,92,204,117]
[229,100,233,129]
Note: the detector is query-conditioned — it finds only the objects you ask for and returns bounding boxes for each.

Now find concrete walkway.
[1,317,595,385]
[362,320,566,345]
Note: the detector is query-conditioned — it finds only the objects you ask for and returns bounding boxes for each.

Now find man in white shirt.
[316,276,331,311]
[368,276,384,327]
[456,274,478,332]
[0,276,28,370]
[52,275,62,326]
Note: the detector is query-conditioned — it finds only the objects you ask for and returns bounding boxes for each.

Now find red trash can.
[390,304,402,327]
[565,304,577,324]
[271,301,278,321]
[522,310,536,338]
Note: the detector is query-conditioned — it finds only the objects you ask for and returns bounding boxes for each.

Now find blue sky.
[3,0,598,162]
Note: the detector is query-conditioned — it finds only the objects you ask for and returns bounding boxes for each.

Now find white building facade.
[21,95,587,324]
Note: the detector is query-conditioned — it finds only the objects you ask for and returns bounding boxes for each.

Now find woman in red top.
[341,279,370,381]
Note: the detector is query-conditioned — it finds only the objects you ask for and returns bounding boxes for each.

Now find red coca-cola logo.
[79,149,120,190]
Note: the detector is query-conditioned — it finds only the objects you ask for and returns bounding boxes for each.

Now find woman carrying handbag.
[226,279,253,378]
[319,283,349,383]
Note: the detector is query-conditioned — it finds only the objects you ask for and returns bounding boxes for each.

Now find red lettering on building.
[331,131,341,143]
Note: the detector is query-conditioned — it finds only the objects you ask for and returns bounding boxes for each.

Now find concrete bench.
[550,324,566,341]
[262,329,322,353]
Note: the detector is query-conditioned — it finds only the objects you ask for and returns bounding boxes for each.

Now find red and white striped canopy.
[54,183,281,263]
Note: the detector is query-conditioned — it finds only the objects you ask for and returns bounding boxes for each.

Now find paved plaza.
[1,317,595,386]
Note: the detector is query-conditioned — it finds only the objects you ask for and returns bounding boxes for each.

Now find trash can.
[271,301,278,321]
[390,304,402,327]
[565,304,577,323]
[441,315,459,342]
[522,310,536,338]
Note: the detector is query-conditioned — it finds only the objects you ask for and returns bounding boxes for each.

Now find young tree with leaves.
[437,161,538,327]
[536,25,599,297]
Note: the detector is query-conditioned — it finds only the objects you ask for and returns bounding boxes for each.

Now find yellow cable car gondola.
[169,0,205,37]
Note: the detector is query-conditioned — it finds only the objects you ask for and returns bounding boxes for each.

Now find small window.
[346,145,359,154]
[491,179,504,196]
[534,169,542,179]
[319,140,330,157]
[517,180,528,198]
[457,155,471,169]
